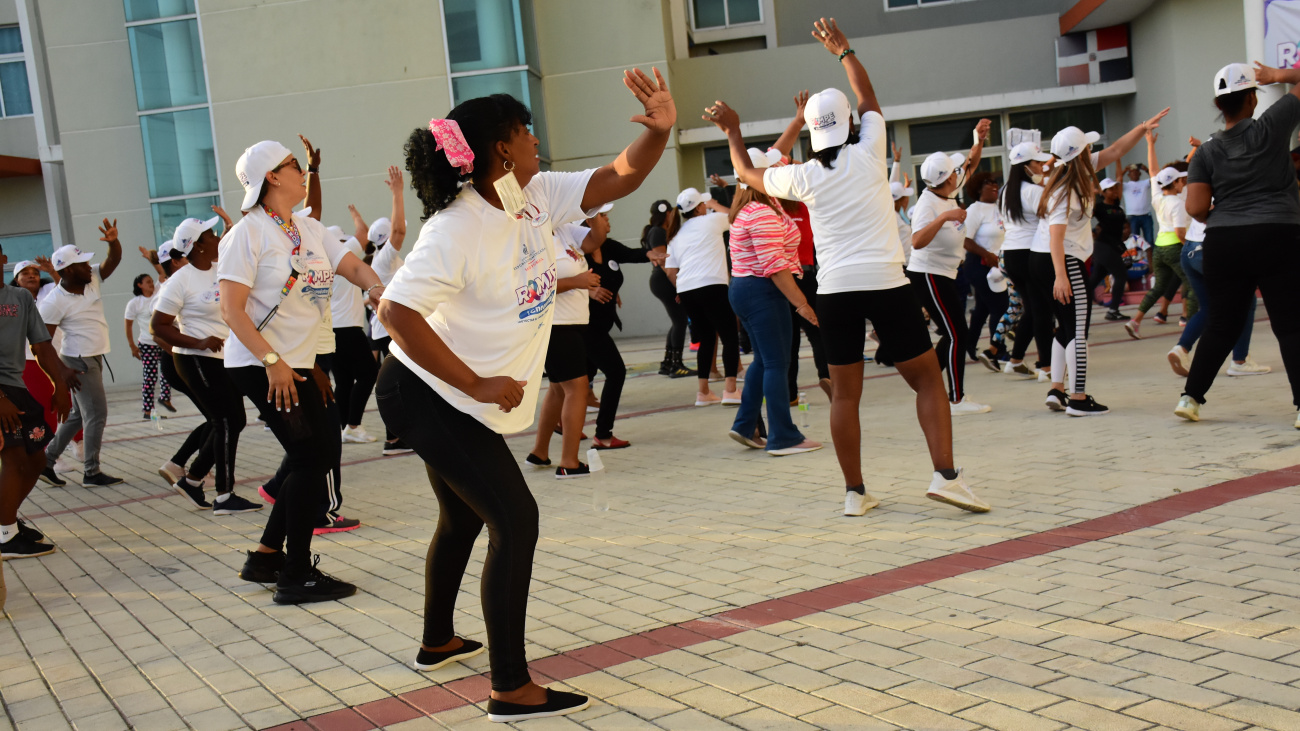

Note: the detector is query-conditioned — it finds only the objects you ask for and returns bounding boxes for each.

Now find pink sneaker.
[257,485,276,505]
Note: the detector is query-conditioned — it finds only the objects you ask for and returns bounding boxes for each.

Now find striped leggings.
[139,343,171,414]
[1049,255,1093,395]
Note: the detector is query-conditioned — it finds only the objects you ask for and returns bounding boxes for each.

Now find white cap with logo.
[739,148,783,189]
[1099,177,1119,191]
[676,187,712,211]
[1050,126,1101,165]
[1008,142,1053,166]
[1214,63,1257,97]
[12,260,38,277]
[889,181,915,201]
[804,88,852,152]
[51,244,94,271]
[235,140,294,212]
[158,239,176,262]
[987,267,1008,294]
[368,217,392,246]
[920,151,965,188]
[171,216,220,257]
[1154,166,1188,188]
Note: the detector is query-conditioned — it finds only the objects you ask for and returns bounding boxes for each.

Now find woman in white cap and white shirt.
[374,72,672,721]
[962,174,1008,370]
[1177,63,1300,424]
[1038,107,1170,416]
[997,141,1053,379]
[707,17,990,516]
[664,186,740,406]
[1125,131,1191,340]
[218,138,385,606]
[907,119,994,415]
[124,271,173,420]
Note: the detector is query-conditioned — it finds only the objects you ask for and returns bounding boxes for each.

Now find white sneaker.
[341,425,378,443]
[727,430,766,449]
[54,456,77,474]
[950,398,991,415]
[158,461,184,486]
[1174,395,1200,422]
[926,468,990,513]
[1167,346,1189,377]
[1125,321,1141,340]
[71,441,84,462]
[1003,361,1035,379]
[721,389,742,405]
[1036,369,1051,383]
[844,490,880,516]
[768,440,823,456]
[1227,356,1272,376]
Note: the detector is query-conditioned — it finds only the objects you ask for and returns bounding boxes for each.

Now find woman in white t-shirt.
[907,129,993,417]
[962,175,1008,370]
[374,73,673,722]
[218,139,385,607]
[125,274,173,419]
[997,142,1053,378]
[664,187,738,406]
[352,199,409,455]
[707,18,989,517]
[1126,131,1192,339]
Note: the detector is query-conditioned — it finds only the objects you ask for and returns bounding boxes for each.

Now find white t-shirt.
[37,265,111,358]
[664,211,729,294]
[552,223,592,326]
[26,282,58,361]
[1045,188,1095,261]
[124,293,157,346]
[1187,217,1207,242]
[1031,153,1099,254]
[330,237,368,329]
[964,201,1005,255]
[1123,177,1152,216]
[763,110,907,293]
[895,210,912,266]
[217,208,349,369]
[384,169,596,434]
[1001,182,1044,252]
[1152,180,1191,243]
[367,240,405,341]
[907,190,966,278]
[153,263,228,359]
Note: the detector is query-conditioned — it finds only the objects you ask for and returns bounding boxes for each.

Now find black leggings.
[1186,224,1300,406]
[160,353,212,470]
[1000,249,1037,363]
[789,267,829,396]
[1089,244,1129,310]
[229,366,340,577]
[328,327,379,427]
[174,354,246,495]
[585,326,627,440]
[376,358,537,693]
[678,284,740,378]
[1026,252,1058,369]
[908,271,967,403]
[261,455,342,526]
[649,267,689,352]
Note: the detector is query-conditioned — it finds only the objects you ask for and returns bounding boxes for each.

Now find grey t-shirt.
[1189,93,1300,229]
[0,284,51,388]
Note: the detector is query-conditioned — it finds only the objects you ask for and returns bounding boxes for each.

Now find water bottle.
[797,391,810,428]
[587,448,608,512]
[151,411,163,432]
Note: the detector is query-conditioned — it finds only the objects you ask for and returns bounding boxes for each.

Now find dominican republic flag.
[1056,25,1131,86]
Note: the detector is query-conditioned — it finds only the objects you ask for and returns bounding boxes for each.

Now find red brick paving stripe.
[352,698,423,727]
[304,708,371,731]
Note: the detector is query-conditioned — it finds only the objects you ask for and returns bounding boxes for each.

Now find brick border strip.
[264,465,1300,731]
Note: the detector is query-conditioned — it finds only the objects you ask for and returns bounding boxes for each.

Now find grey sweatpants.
[46,354,108,475]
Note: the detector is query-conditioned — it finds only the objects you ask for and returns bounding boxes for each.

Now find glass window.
[0,61,32,116]
[1009,104,1105,144]
[694,0,726,28]
[908,116,1002,157]
[128,20,206,111]
[0,25,22,54]
[444,0,525,73]
[123,0,195,23]
[727,0,761,24]
[139,108,217,198]
[703,137,776,179]
[451,70,549,160]
[693,0,760,28]
[0,232,53,263]
[151,195,216,247]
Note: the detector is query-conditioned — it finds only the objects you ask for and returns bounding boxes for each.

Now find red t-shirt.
[790,201,816,266]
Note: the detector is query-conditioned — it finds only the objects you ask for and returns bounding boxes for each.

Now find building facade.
[0,0,1263,383]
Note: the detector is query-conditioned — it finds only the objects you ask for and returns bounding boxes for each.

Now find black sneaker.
[977,350,1001,373]
[174,477,210,509]
[239,549,284,583]
[1045,389,1067,412]
[82,472,125,487]
[38,467,66,487]
[16,519,45,543]
[413,638,485,671]
[524,453,552,468]
[1,534,56,559]
[1105,311,1131,321]
[273,556,357,605]
[1152,312,1168,324]
[555,463,590,479]
[487,689,591,723]
[1066,395,1110,417]
[212,493,263,516]
[382,439,414,456]
[314,516,360,535]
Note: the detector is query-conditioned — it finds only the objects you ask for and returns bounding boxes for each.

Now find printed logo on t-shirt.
[297,249,334,310]
[200,283,221,304]
[0,304,17,317]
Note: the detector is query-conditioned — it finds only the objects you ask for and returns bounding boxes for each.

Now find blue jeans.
[1129,214,1154,249]
[1178,241,1254,359]
[729,276,805,451]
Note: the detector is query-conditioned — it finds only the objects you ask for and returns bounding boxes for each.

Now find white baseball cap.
[595,202,614,214]
[158,239,177,261]
[1214,63,1257,97]
[51,244,93,271]
[12,260,38,277]
[920,151,965,187]
[171,216,219,257]
[987,267,1008,294]
[325,225,349,242]
[1154,166,1188,188]
[747,147,782,170]
[804,88,852,152]
[1050,126,1100,165]
[676,187,712,211]
[368,217,392,246]
[1099,177,1119,191]
[889,181,915,200]
[1008,142,1052,166]
[235,140,294,211]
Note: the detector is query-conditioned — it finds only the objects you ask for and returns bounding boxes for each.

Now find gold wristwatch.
[261,351,281,367]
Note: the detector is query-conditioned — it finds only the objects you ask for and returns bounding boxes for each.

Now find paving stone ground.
[5,302,1300,731]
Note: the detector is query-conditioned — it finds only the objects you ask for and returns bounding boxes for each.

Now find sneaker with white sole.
[158,461,184,487]
[212,493,263,515]
[486,689,590,723]
[585,404,600,414]
[950,398,991,416]
[1167,346,1189,377]
[1045,389,1067,412]
[174,477,210,509]
[1174,395,1200,422]
[721,389,742,405]
[1227,356,1272,376]
[1065,395,1110,417]
[844,490,880,516]
[341,425,378,443]
[695,392,721,407]
[926,469,990,513]
[768,440,823,456]
[727,430,766,449]
[413,638,485,671]
[1124,321,1141,339]
[1036,369,1052,383]
[1003,361,1035,379]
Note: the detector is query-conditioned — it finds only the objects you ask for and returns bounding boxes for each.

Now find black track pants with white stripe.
[907,270,967,403]
[1049,255,1093,395]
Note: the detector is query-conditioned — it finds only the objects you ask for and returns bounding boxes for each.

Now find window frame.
[884,0,976,12]
[0,23,33,118]
[688,0,763,32]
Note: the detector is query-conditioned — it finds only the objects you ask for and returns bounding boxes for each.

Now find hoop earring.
[503,160,515,172]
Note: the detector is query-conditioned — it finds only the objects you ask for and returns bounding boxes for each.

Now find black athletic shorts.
[817,285,934,366]
[545,324,588,383]
[0,385,54,454]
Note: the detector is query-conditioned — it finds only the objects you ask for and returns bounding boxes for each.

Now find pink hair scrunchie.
[429,118,474,175]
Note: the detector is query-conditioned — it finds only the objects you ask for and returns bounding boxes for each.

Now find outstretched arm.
[1097,107,1170,170]
[705,102,770,196]
[97,218,123,280]
[1256,62,1300,100]
[1146,130,1159,179]
[965,119,992,174]
[772,91,809,158]
[581,68,676,211]
[138,246,166,281]
[300,134,322,220]
[812,18,879,117]
[384,166,407,251]
[347,204,369,245]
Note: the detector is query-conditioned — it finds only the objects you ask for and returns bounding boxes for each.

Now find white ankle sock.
[1,523,18,542]
[215,493,229,503]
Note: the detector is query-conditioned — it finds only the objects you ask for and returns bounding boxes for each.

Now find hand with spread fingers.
[812,17,849,56]
[623,67,676,134]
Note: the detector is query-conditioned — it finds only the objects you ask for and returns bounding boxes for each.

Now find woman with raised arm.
[1038,106,1170,416]
[219,138,385,606]
[707,17,989,516]
[997,141,1053,379]
[374,69,673,722]
[1177,63,1300,424]
[1125,130,1191,340]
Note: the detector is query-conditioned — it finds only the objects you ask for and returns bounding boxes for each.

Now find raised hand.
[974,118,993,143]
[811,17,849,57]
[702,100,740,134]
[892,140,903,163]
[1255,62,1282,85]
[793,90,810,117]
[1143,107,1171,133]
[623,67,675,134]
[34,255,54,274]
[138,245,157,264]
[384,165,403,193]
[1146,129,1159,144]
[211,205,233,232]
[298,134,321,168]
[98,218,118,244]
[709,173,729,189]
[1188,135,1202,148]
